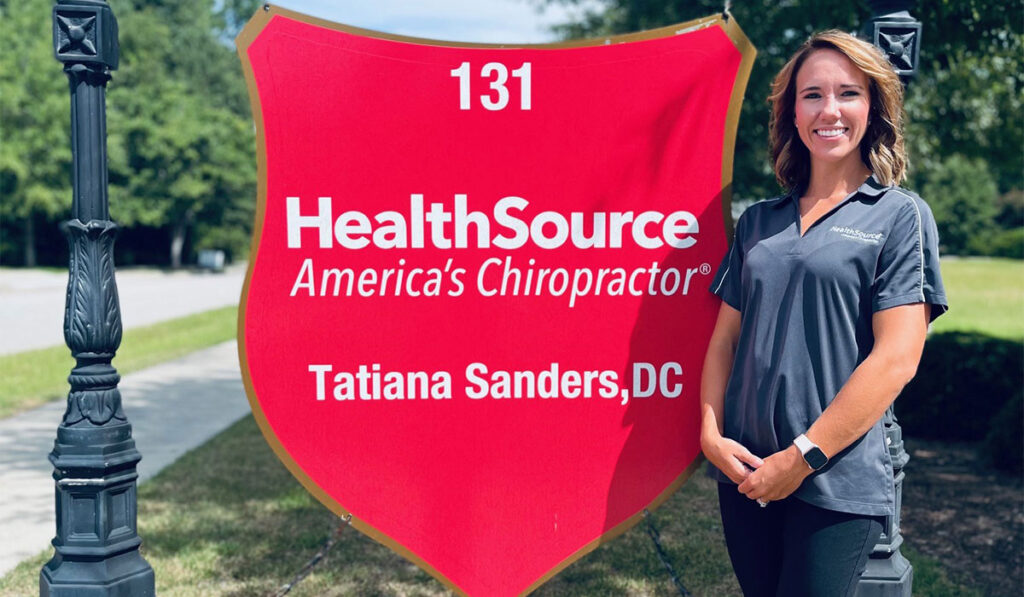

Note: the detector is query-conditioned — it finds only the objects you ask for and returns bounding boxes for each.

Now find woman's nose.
[822,95,841,118]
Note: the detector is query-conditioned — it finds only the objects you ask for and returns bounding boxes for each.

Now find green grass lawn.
[0,416,978,597]
[0,306,238,418]
[931,257,1024,339]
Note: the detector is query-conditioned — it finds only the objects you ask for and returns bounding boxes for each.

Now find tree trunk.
[169,216,189,269]
[24,214,37,267]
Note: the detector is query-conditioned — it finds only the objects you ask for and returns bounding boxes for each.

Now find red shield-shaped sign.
[238,6,754,595]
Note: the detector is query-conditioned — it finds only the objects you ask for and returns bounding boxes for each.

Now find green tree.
[0,0,72,266]
[1,0,256,268]
[905,0,1023,195]
[104,0,255,267]
[921,154,998,255]
[111,76,254,267]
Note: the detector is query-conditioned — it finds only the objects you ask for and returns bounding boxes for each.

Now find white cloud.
[271,0,603,43]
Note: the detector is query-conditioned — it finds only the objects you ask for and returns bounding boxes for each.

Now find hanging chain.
[274,514,353,597]
[643,509,692,596]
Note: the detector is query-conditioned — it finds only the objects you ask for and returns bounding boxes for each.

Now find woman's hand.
[736,445,810,502]
[701,433,764,484]
[700,304,753,484]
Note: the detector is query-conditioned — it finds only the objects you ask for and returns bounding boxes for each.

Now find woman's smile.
[814,126,848,138]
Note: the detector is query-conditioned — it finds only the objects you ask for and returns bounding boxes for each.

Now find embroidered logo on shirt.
[829,226,884,244]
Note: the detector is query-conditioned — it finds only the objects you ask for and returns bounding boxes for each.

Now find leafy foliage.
[895,329,1023,473]
[896,331,1022,441]
[0,0,72,265]
[920,154,999,255]
[968,227,1024,259]
[1,0,256,267]
[905,0,1023,195]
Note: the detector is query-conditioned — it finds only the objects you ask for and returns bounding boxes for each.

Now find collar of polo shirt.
[775,174,889,208]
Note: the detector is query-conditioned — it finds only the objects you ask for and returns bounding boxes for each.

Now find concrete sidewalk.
[0,341,251,576]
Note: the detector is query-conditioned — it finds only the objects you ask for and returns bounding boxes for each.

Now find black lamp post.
[40,1,155,594]
[856,3,921,596]
[864,0,923,84]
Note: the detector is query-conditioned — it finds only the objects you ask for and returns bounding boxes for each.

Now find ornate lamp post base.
[40,423,154,596]
[856,410,913,597]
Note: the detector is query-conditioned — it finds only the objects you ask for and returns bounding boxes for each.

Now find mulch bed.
[901,437,1023,596]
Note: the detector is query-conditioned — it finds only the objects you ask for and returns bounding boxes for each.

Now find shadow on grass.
[135,416,442,596]
[136,415,741,596]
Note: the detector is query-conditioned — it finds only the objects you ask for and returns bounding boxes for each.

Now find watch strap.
[793,433,815,455]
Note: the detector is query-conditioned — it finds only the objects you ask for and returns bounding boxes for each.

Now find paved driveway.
[0,265,246,356]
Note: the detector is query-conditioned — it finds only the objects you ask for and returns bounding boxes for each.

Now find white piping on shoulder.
[712,234,737,295]
[891,189,925,302]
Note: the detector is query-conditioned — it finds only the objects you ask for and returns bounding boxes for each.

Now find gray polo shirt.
[708,175,947,516]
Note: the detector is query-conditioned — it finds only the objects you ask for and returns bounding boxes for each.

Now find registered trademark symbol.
[699,263,711,275]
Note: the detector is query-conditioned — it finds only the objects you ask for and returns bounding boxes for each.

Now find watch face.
[805,447,828,471]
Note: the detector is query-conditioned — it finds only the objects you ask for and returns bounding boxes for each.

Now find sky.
[270,0,600,44]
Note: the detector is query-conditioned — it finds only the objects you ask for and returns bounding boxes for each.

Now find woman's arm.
[700,302,764,483]
[737,302,930,502]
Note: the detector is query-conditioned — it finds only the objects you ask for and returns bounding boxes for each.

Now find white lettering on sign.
[309,363,453,401]
[285,195,699,251]
[465,362,620,400]
[451,62,532,111]
[287,256,712,309]
[308,361,685,406]
[631,362,683,399]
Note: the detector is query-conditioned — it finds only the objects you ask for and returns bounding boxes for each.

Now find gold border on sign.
[235,6,756,595]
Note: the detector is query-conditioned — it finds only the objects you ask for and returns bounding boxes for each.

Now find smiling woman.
[700,30,948,597]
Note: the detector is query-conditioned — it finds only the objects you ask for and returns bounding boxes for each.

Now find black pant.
[718,483,884,597]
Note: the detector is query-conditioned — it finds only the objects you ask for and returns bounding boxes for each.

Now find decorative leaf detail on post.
[60,219,126,428]
[64,389,126,426]
[63,219,122,358]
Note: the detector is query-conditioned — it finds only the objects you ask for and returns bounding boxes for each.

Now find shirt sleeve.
[709,210,745,310]
[872,193,948,321]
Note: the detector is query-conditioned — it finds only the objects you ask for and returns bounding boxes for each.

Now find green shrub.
[967,226,1024,259]
[921,155,999,255]
[981,391,1023,473]
[896,332,1022,441]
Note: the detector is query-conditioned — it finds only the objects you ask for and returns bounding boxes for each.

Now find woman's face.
[793,49,871,170]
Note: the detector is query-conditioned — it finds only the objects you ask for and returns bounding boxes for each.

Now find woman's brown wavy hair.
[768,30,907,191]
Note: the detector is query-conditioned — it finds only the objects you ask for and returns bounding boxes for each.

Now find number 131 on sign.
[450,62,532,111]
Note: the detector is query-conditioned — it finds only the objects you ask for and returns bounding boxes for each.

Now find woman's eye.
[803,93,821,99]
[842,90,861,97]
